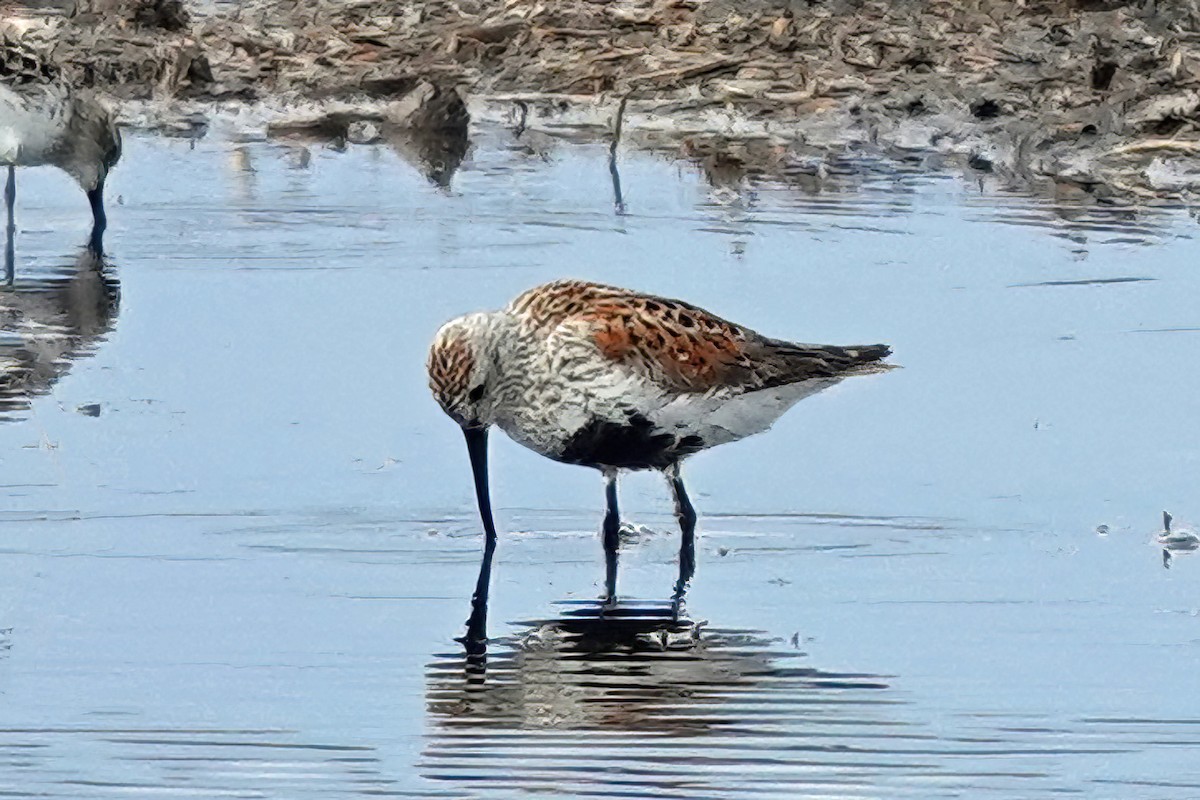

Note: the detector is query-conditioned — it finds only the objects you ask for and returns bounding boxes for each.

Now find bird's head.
[427,313,497,430]
[428,312,501,556]
[59,94,121,193]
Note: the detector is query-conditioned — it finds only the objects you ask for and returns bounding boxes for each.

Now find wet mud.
[5,0,1200,201]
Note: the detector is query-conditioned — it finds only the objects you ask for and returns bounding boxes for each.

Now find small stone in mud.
[347,120,382,145]
[1096,524,1110,536]
[76,403,102,417]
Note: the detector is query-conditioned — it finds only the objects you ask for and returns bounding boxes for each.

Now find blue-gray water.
[1,126,1199,798]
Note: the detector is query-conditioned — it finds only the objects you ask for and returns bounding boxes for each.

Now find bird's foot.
[599,593,619,616]
[454,631,489,657]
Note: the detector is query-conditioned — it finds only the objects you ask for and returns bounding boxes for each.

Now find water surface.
[1,124,1199,798]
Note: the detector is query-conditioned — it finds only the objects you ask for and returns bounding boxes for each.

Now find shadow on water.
[0,240,118,420]
[423,603,905,799]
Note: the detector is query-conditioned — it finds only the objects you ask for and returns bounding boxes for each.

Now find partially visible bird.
[1158,511,1200,551]
[428,279,893,647]
[2,78,122,267]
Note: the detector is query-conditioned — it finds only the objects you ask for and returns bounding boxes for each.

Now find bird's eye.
[467,384,486,403]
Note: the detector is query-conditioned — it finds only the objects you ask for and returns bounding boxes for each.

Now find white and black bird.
[2,80,122,274]
[1158,511,1200,551]
[428,279,893,648]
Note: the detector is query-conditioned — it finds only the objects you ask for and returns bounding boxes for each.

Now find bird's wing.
[510,279,890,394]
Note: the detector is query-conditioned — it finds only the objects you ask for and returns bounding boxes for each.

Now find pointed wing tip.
[847,343,893,362]
[845,343,897,374]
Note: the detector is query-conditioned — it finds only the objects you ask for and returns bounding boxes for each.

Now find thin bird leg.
[668,464,697,614]
[608,96,628,214]
[603,469,620,605]
[87,176,107,254]
[4,165,14,284]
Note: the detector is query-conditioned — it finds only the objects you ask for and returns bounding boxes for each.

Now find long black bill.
[465,427,497,543]
[460,426,498,657]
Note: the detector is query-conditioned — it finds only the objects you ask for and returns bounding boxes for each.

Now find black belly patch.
[558,412,705,470]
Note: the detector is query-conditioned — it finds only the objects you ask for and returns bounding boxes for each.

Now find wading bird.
[1158,511,1199,550]
[2,82,121,269]
[428,279,892,648]
[1158,511,1199,569]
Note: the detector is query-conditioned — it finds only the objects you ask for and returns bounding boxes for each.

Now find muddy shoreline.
[5,0,1200,201]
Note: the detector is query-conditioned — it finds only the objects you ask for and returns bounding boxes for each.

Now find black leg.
[668,465,697,612]
[603,470,620,604]
[87,177,107,255]
[4,165,14,285]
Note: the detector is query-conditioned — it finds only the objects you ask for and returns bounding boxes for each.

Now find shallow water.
[1,124,1199,798]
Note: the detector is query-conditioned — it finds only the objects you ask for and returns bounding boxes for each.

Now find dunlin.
[2,81,121,270]
[429,279,892,643]
[1159,511,1200,550]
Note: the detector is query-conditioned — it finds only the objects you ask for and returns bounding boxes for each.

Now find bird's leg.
[4,165,14,284]
[667,463,697,616]
[608,96,628,214]
[87,176,107,255]
[602,469,621,606]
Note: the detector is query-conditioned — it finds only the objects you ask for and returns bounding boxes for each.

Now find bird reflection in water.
[424,595,895,796]
[385,125,469,190]
[0,238,117,419]
[429,605,891,728]
[2,82,121,269]
[267,108,469,189]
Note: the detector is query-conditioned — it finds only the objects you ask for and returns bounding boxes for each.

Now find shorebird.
[428,279,893,646]
[1158,511,1199,550]
[2,81,122,268]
